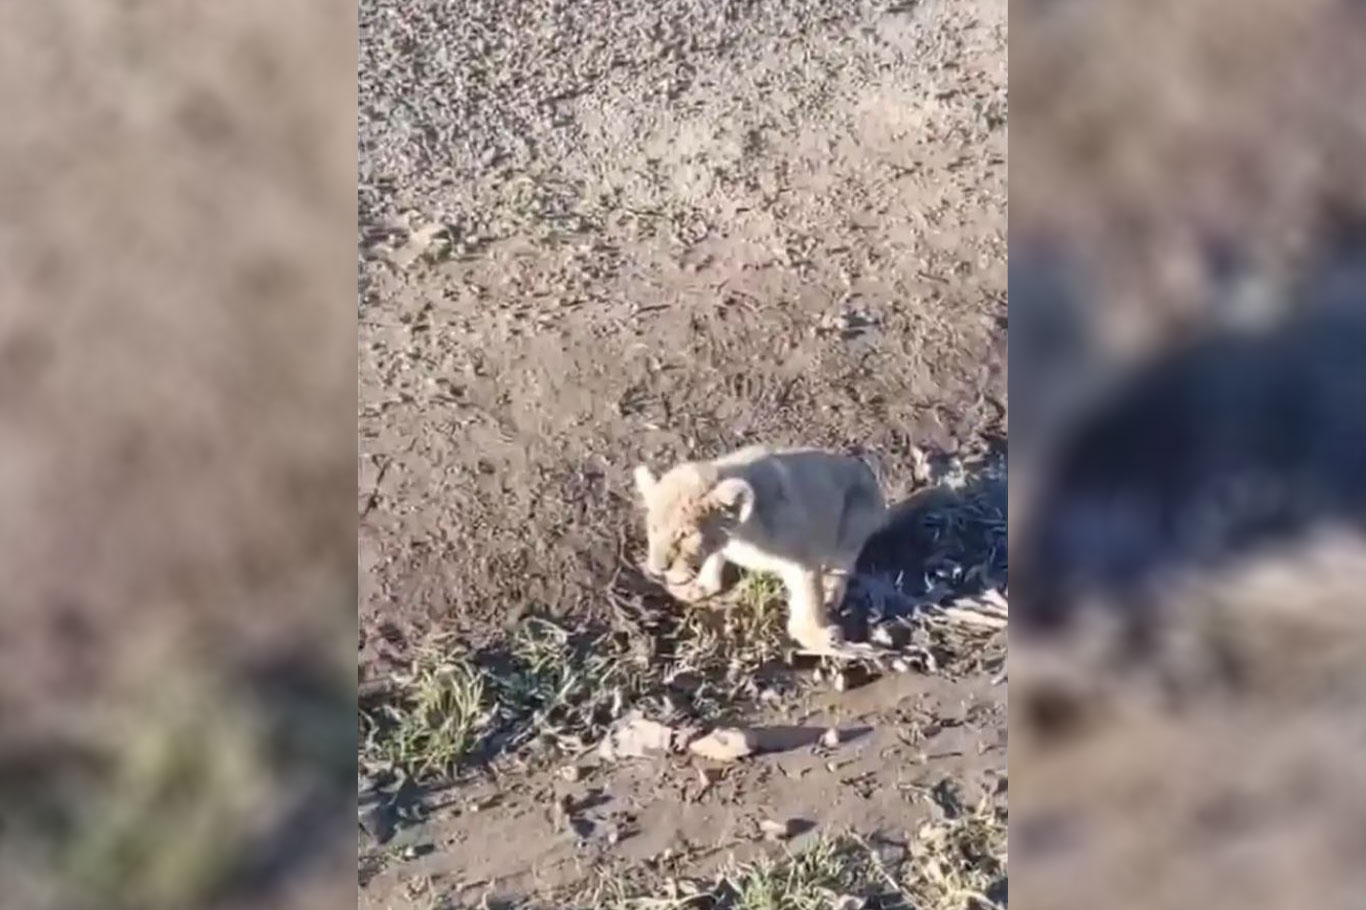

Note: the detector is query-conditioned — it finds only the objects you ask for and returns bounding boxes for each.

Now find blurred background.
[7,0,1366,907]
[1011,0,1366,908]
[0,3,355,908]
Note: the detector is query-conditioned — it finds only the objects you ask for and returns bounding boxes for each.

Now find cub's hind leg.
[825,484,884,609]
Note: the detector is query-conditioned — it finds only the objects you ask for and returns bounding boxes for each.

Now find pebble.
[688,727,755,762]
[400,843,433,861]
[759,818,796,841]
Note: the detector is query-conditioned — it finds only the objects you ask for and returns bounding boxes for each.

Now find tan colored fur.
[632,445,887,654]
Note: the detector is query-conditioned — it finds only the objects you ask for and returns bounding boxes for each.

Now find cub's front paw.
[788,621,846,655]
[665,580,721,606]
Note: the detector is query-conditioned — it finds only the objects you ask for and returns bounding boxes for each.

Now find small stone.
[598,712,676,761]
[558,764,582,783]
[821,727,841,749]
[387,222,447,268]
[891,658,912,674]
[833,670,850,692]
[759,818,795,841]
[688,727,754,762]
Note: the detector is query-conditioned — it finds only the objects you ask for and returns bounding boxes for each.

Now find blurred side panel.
[1011,1,1366,909]
[0,2,357,909]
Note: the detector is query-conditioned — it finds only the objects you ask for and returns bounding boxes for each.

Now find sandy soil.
[358,0,1006,904]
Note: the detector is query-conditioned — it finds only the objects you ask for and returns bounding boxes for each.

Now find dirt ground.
[362,670,1006,907]
[358,0,1006,905]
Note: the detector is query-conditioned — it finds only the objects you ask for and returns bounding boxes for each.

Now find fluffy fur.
[632,445,887,653]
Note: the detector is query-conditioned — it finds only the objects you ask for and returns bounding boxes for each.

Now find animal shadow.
[1013,217,1366,639]
[846,452,1007,638]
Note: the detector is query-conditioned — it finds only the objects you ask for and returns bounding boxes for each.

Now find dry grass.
[491,618,655,753]
[63,676,273,909]
[666,571,795,716]
[900,794,1008,910]
[361,618,657,782]
[358,572,799,784]
[570,836,892,910]
[9,625,356,910]
[360,466,1009,785]
[558,796,1007,910]
[360,640,491,779]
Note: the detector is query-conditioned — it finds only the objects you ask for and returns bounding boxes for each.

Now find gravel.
[360,0,872,206]
[358,0,1006,296]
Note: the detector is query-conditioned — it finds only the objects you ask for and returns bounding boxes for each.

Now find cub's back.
[737,448,884,514]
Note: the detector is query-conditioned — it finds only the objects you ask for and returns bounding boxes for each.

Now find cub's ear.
[633,464,658,496]
[709,477,754,523]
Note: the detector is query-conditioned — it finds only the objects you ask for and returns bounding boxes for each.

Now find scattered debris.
[386,222,448,269]
[919,589,1009,634]
[938,605,1008,630]
[980,588,1009,611]
[597,712,677,761]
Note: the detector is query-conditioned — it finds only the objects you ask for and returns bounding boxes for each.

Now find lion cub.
[632,445,887,654]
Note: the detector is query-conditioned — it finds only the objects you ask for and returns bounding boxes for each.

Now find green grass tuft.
[361,640,490,779]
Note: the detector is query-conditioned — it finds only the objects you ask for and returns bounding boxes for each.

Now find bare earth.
[359,0,1006,904]
[362,671,1006,907]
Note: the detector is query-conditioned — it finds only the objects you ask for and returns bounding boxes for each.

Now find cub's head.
[632,461,754,586]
